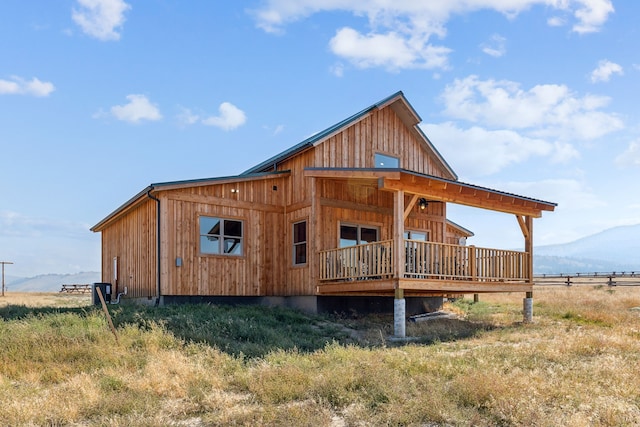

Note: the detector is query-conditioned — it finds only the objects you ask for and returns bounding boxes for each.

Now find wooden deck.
[317,240,532,295]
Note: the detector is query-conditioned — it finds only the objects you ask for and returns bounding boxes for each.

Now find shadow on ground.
[0,302,496,358]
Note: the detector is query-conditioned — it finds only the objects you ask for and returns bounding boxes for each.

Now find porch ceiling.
[304,168,556,218]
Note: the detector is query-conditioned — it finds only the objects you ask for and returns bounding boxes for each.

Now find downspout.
[147,189,162,306]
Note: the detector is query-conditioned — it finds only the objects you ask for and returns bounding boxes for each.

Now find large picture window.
[292,220,307,265]
[199,217,243,256]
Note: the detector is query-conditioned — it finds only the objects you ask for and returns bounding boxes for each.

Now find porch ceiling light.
[419,198,428,210]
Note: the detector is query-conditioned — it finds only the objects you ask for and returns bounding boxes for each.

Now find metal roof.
[91,170,290,232]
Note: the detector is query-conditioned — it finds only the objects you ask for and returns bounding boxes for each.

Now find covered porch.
[305,168,556,336]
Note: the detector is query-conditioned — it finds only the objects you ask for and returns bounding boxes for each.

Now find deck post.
[394,288,406,338]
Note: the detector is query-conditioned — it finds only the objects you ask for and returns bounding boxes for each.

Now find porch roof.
[303,167,557,218]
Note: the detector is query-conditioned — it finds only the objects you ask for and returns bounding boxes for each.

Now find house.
[91,91,556,336]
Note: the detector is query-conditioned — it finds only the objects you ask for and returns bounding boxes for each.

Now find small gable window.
[375,153,399,168]
[200,216,243,256]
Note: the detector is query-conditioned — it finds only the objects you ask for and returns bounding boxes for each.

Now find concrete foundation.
[156,294,444,316]
[394,298,406,337]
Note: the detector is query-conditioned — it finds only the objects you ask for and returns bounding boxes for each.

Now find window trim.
[292,219,308,266]
[199,215,244,257]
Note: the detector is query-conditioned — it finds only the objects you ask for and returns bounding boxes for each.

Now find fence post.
[566,276,572,287]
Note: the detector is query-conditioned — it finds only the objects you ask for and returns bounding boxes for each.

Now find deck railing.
[319,240,530,282]
[320,240,393,281]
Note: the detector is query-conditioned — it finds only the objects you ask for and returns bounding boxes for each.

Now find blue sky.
[1,0,638,277]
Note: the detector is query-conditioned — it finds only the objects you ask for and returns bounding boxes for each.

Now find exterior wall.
[276,106,452,206]
[159,176,288,297]
[314,109,446,176]
[445,223,470,245]
[100,198,157,299]
[317,182,447,253]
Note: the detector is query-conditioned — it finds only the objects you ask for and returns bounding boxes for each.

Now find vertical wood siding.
[100,199,157,298]
[160,177,287,296]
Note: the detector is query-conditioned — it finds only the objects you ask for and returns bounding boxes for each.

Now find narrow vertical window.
[293,220,307,265]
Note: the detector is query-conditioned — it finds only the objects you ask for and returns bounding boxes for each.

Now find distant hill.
[534,224,640,275]
[7,272,101,292]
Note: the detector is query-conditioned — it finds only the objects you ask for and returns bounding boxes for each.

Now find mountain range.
[534,224,640,274]
[3,225,638,291]
[4,272,101,293]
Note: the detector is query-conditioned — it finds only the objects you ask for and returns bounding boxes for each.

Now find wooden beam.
[516,215,530,240]
[404,194,419,220]
[304,169,401,180]
[399,279,533,293]
[379,177,548,217]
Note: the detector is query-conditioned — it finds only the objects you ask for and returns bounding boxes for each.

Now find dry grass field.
[1,286,639,426]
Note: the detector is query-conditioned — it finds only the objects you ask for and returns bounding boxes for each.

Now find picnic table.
[60,284,92,294]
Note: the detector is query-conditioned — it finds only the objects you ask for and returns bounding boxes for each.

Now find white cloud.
[176,106,200,126]
[202,102,247,131]
[547,16,566,27]
[423,122,556,176]
[439,75,623,140]
[331,27,451,71]
[590,59,623,83]
[329,62,345,77]
[480,34,506,58]
[72,0,131,41]
[504,179,605,212]
[615,140,640,168]
[572,0,615,34]
[0,76,55,97]
[109,94,162,123]
[250,1,614,71]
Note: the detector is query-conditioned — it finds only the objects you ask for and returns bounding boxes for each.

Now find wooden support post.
[469,246,477,281]
[393,190,405,279]
[473,293,479,303]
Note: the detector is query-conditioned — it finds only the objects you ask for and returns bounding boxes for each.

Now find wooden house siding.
[275,106,452,207]
[100,198,157,299]
[158,176,288,297]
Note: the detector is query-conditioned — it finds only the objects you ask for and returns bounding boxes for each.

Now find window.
[375,153,399,168]
[199,216,243,255]
[340,224,379,247]
[293,220,307,265]
[404,230,429,241]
